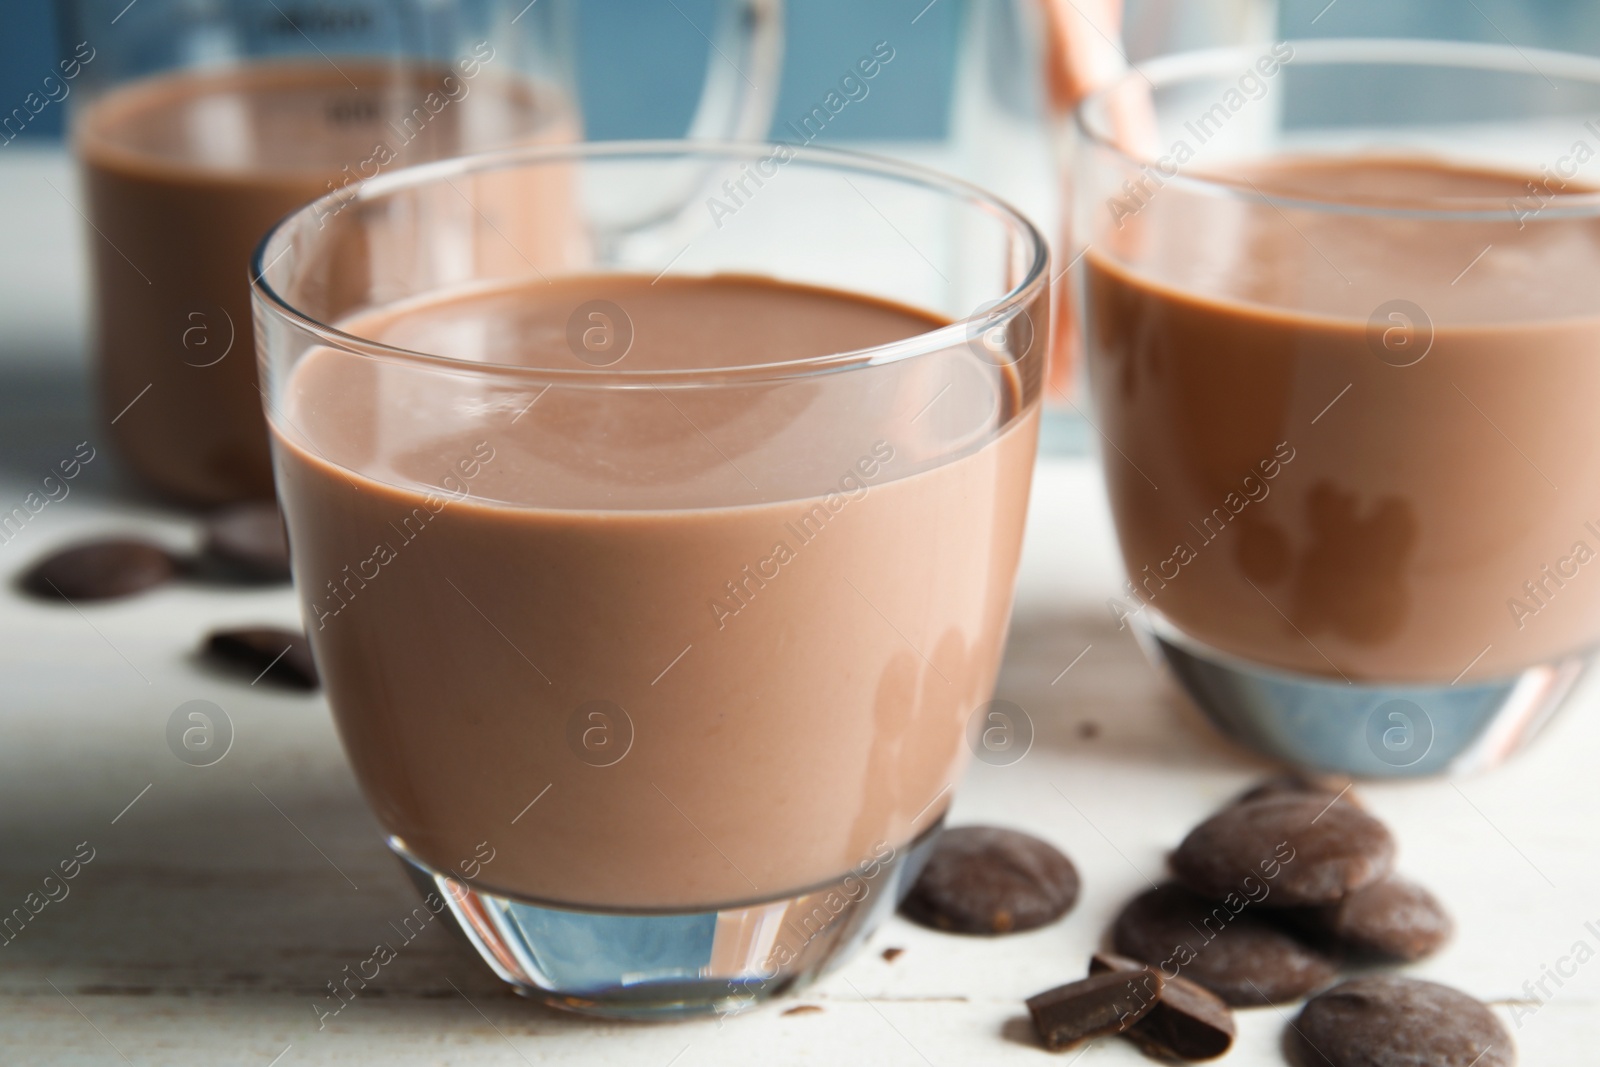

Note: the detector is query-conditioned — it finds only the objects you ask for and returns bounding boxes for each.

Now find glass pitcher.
[947,0,1274,451]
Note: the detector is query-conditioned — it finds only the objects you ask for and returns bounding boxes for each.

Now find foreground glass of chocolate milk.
[253,142,1048,1016]
[60,0,781,505]
[1072,41,1600,776]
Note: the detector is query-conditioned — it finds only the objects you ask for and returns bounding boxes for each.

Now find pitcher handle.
[682,0,785,140]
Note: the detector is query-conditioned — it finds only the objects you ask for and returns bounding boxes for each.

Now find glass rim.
[1074,37,1600,221]
[250,139,1050,387]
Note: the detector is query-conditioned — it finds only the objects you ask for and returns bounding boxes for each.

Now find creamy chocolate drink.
[271,273,1040,910]
[75,60,575,504]
[1086,155,1600,684]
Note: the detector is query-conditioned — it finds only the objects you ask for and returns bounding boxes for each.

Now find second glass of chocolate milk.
[59,0,781,504]
[1072,40,1600,777]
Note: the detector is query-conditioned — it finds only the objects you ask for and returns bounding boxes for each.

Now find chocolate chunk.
[204,501,291,580]
[781,1004,823,1016]
[1291,976,1514,1067]
[21,539,179,601]
[1299,876,1453,961]
[1172,793,1394,906]
[1111,884,1337,1006]
[1091,952,1235,1061]
[881,947,904,962]
[1235,773,1361,809]
[1026,967,1162,1052]
[899,826,1080,934]
[204,627,319,690]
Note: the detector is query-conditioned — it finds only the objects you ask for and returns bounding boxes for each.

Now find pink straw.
[1039,0,1155,397]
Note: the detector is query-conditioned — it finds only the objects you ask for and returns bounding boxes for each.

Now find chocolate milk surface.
[272,273,1040,909]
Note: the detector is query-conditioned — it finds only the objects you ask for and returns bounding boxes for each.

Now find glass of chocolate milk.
[252,142,1048,1016]
[59,0,781,505]
[1071,41,1600,777]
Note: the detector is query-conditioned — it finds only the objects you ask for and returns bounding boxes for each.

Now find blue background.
[7,1,1600,143]
[0,0,962,142]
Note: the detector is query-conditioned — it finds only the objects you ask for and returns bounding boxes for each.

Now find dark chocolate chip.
[1172,793,1394,906]
[899,826,1080,934]
[881,947,904,962]
[203,501,291,581]
[204,627,319,690]
[1026,967,1162,1052]
[781,1004,823,1016]
[1290,976,1514,1067]
[1091,952,1236,1061]
[1112,884,1338,1006]
[20,539,179,601]
[1234,773,1361,809]
[1297,876,1453,961]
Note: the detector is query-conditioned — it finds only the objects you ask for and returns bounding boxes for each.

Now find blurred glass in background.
[5,0,1597,462]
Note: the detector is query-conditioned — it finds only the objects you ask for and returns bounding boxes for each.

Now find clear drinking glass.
[252,141,1047,1017]
[1072,40,1600,776]
[58,0,781,505]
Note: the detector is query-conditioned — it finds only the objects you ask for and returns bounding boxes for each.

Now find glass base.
[391,820,942,1019]
[1137,613,1595,777]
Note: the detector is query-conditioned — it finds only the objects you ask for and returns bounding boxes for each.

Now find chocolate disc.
[1234,772,1361,809]
[1303,876,1453,961]
[1172,793,1395,906]
[204,627,319,690]
[21,539,179,601]
[1292,976,1514,1067]
[1111,884,1337,1006]
[899,826,1080,934]
[204,501,291,580]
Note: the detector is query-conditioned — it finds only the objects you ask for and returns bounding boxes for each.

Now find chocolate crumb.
[1026,968,1162,1052]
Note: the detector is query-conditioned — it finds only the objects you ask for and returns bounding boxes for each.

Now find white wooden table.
[0,147,1592,1065]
